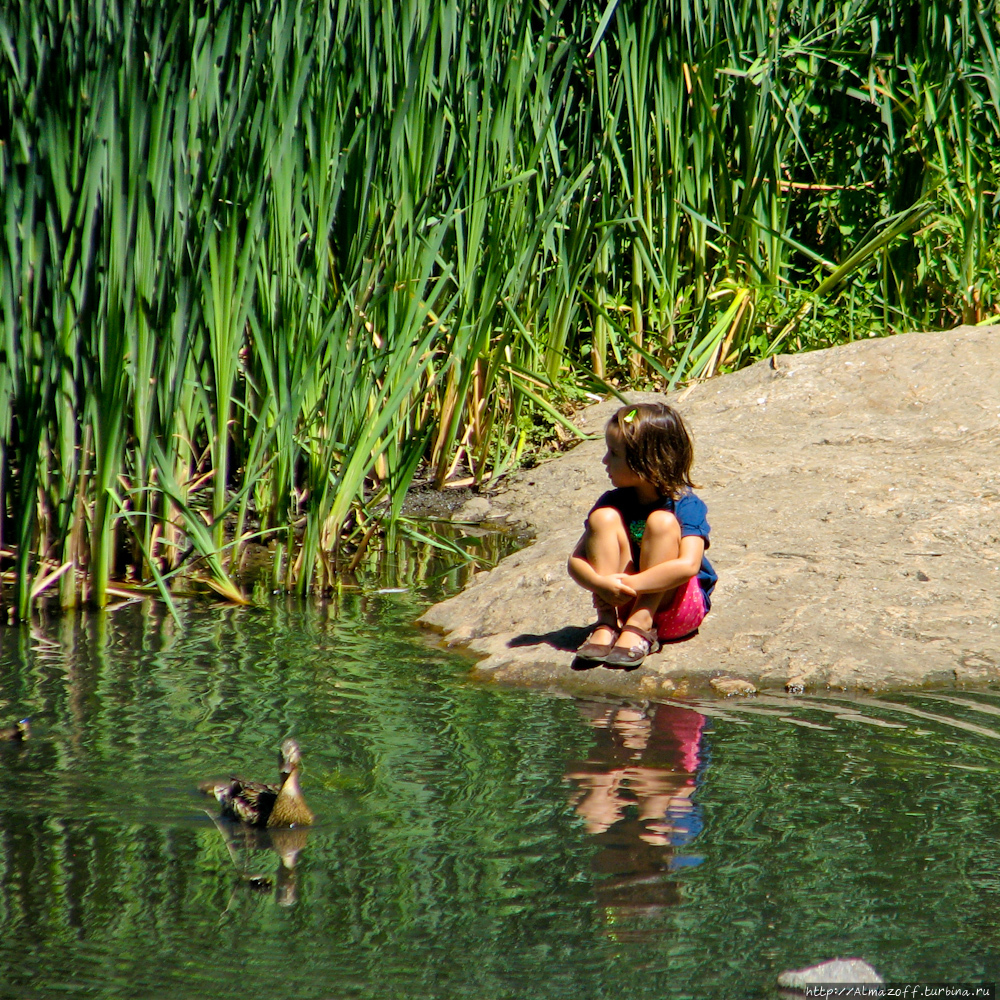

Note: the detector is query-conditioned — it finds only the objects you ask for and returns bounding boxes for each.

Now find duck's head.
[278,739,303,779]
[1,718,30,741]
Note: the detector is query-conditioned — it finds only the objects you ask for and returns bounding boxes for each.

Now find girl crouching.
[567,402,717,667]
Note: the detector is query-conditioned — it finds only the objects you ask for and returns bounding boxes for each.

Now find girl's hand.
[595,573,637,606]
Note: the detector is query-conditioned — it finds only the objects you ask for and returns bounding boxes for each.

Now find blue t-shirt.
[589,488,718,608]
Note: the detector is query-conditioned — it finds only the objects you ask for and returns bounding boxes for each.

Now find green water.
[1,583,1000,999]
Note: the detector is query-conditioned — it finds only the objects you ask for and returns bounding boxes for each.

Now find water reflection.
[205,818,310,909]
[6,594,1000,997]
[565,701,706,922]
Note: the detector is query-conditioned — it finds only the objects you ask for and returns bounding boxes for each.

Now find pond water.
[1,546,1000,999]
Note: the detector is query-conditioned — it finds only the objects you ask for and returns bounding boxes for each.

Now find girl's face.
[602,427,643,489]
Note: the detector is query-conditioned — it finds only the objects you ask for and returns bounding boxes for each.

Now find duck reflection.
[207,817,309,908]
[268,826,309,907]
[565,700,706,921]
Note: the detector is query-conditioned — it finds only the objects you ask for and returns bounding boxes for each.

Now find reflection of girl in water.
[565,701,707,921]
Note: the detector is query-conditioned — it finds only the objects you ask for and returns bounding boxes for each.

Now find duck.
[0,718,30,741]
[200,739,314,828]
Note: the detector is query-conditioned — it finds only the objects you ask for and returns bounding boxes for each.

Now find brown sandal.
[576,624,620,662]
[603,624,661,668]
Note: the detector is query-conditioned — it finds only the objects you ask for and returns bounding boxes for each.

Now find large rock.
[419,325,1000,697]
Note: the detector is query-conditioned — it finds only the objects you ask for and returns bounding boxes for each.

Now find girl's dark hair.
[607,402,696,499]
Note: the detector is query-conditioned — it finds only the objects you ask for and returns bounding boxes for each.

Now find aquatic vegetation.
[2,0,997,616]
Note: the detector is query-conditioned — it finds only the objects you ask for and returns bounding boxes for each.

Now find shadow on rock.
[508,624,592,652]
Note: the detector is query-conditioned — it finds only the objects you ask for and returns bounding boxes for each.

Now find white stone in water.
[777,958,883,990]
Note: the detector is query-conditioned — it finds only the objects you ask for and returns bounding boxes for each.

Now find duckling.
[0,718,30,741]
[200,739,314,828]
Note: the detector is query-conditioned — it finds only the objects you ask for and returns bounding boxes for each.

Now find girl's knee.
[644,509,680,540]
[639,509,681,566]
[587,506,627,534]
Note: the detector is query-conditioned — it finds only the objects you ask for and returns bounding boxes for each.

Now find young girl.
[567,402,716,667]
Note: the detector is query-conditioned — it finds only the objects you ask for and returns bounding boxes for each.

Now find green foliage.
[1,0,998,615]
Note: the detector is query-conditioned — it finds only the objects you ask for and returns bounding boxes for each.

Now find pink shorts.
[618,576,707,641]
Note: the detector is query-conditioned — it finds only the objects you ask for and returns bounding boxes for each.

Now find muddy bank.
[419,325,1000,699]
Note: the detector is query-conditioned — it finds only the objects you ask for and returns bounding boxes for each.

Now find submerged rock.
[420,325,1000,698]
[710,677,758,698]
[452,497,492,523]
[778,958,883,989]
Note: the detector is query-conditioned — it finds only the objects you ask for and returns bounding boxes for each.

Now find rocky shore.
[419,325,1000,699]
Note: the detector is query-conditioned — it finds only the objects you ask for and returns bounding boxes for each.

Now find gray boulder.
[420,325,1000,698]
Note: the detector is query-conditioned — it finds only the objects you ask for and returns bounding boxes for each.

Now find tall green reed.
[1,0,997,619]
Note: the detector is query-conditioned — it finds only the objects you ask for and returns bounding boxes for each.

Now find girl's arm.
[567,533,637,604]
[615,535,704,596]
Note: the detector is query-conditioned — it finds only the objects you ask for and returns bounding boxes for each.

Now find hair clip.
[623,408,638,424]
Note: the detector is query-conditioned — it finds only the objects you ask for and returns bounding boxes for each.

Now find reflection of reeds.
[2,0,997,617]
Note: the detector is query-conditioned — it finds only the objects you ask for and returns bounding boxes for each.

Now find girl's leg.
[583,507,632,645]
[611,509,680,650]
